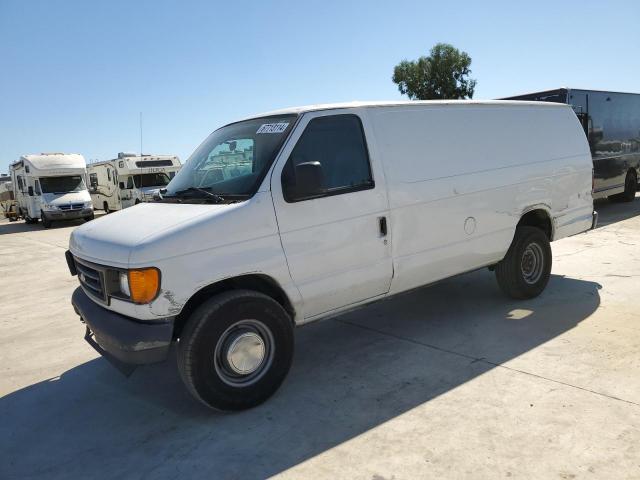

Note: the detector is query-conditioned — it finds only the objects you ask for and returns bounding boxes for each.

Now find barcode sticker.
[256,122,289,134]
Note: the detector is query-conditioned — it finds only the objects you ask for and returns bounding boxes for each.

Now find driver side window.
[282,114,373,202]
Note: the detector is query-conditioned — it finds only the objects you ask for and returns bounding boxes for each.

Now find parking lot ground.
[1,199,639,480]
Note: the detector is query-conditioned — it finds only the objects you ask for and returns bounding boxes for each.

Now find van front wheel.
[177,290,294,411]
[495,226,552,299]
[41,213,51,229]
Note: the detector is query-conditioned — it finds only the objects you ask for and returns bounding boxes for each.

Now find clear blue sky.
[1,0,638,172]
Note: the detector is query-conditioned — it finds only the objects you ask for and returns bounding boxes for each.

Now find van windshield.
[39,175,86,194]
[133,173,171,188]
[163,115,297,202]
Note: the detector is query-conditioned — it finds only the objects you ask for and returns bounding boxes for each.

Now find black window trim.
[282,113,375,203]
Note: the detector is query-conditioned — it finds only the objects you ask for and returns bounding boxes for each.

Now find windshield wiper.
[172,187,226,203]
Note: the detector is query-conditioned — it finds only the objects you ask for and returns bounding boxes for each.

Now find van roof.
[242,99,567,120]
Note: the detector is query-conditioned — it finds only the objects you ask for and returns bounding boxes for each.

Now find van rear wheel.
[177,290,294,411]
[495,226,552,299]
[609,170,637,203]
[103,202,110,213]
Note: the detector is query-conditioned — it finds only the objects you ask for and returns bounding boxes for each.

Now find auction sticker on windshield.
[256,123,289,134]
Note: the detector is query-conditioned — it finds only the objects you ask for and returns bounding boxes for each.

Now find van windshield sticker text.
[256,122,289,134]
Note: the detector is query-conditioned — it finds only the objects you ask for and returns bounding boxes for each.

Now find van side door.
[270,110,393,319]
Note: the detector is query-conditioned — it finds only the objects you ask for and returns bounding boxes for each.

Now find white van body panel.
[69,100,593,326]
[365,104,593,293]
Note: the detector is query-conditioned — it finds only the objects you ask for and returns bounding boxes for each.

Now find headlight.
[84,201,93,209]
[120,268,160,304]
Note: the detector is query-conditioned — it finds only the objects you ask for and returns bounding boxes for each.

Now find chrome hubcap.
[226,332,265,375]
[214,319,274,387]
[521,242,544,284]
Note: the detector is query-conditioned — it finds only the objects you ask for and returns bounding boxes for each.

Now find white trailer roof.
[17,153,86,170]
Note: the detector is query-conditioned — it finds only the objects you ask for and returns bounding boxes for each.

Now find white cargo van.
[11,153,93,228]
[87,153,181,212]
[67,101,596,410]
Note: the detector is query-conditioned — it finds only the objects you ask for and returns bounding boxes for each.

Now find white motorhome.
[67,101,596,411]
[87,153,181,212]
[10,153,93,228]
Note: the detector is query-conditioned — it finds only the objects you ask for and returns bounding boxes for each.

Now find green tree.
[392,43,477,100]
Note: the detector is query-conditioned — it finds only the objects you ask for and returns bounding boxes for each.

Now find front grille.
[59,203,84,211]
[75,259,107,302]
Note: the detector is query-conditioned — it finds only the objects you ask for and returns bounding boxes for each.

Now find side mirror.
[28,186,34,196]
[293,161,325,198]
[119,182,126,190]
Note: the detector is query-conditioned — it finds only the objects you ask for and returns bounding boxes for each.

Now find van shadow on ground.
[1,270,601,479]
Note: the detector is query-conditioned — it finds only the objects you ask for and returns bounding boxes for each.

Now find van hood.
[69,195,275,267]
[44,190,91,205]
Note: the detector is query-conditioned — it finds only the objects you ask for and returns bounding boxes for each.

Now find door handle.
[379,216,387,237]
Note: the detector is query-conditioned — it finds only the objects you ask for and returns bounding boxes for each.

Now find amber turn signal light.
[128,268,160,304]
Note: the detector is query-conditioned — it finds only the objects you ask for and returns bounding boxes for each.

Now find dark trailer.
[502,88,640,202]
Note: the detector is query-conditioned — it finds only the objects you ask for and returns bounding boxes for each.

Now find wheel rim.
[213,319,274,387]
[521,242,544,284]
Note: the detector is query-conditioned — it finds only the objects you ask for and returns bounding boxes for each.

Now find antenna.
[139,111,143,156]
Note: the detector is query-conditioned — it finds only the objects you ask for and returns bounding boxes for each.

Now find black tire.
[134,199,141,205]
[103,201,110,213]
[22,210,33,224]
[41,212,51,229]
[85,213,95,222]
[609,170,637,203]
[495,226,552,299]
[177,290,294,411]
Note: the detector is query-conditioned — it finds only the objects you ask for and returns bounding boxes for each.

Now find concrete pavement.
[1,200,639,479]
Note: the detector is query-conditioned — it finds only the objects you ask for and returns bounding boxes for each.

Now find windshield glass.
[133,173,171,188]
[165,115,297,198]
[39,175,86,194]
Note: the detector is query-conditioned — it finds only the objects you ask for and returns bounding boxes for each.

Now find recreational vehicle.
[10,153,93,228]
[67,101,596,410]
[87,153,181,212]
[502,88,640,202]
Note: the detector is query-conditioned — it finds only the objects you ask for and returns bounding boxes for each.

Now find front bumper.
[44,208,93,221]
[71,287,173,373]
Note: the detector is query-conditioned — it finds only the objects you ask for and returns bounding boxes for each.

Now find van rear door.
[270,111,393,319]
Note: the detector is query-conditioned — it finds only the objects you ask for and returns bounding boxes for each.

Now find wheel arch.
[173,273,296,339]
[517,207,554,241]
